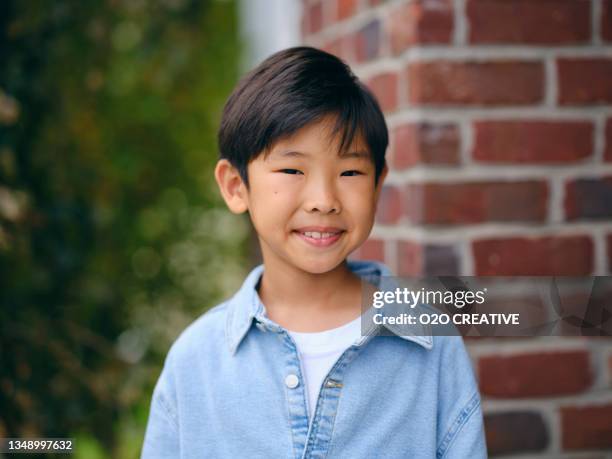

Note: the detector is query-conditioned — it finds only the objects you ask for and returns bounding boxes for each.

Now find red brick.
[301,8,308,37]
[565,176,612,220]
[376,185,402,224]
[366,72,398,113]
[558,58,612,105]
[355,238,384,261]
[408,61,544,106]
[323,34,355,62]
[354,19,381,63]
[322,37,344,58]
[473,235,594,275]
[397,241,459,276]
[422,244,459,275]
[405,181,548,225]
[305,1,324,35]
[561,404,612,450]
[608,234,612,273]
[473,120,593,163]
[484,412,548,455]
[388,0,454,54]
[479,351,592,398]
[333,0,358,21]
[605,119,612,162]
[603,0,612,42]
[392,123,460,169]
[468,0,590,44]
[398,240,423,276]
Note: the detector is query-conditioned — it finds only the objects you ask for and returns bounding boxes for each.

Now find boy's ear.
[374,162,389,202]
[214,159,249,214]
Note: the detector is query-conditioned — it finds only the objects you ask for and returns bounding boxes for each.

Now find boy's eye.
[278,169,364,176]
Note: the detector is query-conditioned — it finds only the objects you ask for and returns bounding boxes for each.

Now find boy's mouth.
[293,227,345,247]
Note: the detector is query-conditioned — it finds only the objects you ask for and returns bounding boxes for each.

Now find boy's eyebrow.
[275,150,371,159]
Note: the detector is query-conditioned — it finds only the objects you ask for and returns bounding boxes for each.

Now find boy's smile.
[293,226,345,248]
[239,115,388,275]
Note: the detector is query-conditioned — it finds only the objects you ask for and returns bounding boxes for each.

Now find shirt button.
[325,379,343,388]
[285,374,299,389]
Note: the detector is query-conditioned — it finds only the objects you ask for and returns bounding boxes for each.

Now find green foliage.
[0,0,247,456]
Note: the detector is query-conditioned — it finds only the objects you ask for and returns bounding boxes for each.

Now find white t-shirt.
[287,314,363,423]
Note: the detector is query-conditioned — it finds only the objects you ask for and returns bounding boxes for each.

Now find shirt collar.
[225,259,434,355]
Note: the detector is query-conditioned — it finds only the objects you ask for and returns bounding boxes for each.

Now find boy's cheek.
[346,191,377,211]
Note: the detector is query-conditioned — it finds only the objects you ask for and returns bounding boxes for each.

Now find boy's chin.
[294,257,348,276]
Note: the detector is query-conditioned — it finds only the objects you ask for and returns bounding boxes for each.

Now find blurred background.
[1,0,611,458]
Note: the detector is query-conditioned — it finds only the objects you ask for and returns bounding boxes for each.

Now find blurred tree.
[0,0,247,456]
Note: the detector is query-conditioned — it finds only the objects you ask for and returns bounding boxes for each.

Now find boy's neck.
[256,258,364,333]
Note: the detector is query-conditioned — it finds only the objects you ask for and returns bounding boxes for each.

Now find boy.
[141,47,487,458]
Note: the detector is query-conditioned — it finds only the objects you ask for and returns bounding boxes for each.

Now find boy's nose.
[303,179,341,214]
[308,201,339,214]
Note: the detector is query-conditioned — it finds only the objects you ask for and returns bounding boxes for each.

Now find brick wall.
[302,0,612,456]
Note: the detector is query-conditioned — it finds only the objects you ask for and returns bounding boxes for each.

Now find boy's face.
[215,115,388,275]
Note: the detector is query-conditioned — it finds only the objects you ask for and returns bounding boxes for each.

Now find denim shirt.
[141,260,488,459]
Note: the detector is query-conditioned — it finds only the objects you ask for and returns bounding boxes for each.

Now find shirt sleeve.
[141,355,180,459]
[435,336,488,459]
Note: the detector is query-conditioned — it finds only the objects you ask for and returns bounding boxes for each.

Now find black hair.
[217,46,388,189]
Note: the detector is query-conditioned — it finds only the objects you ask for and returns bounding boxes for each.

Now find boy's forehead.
[270,149,370,161]
[263,116,371,161]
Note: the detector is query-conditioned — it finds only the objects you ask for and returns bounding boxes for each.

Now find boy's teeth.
[303,231,337,239]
